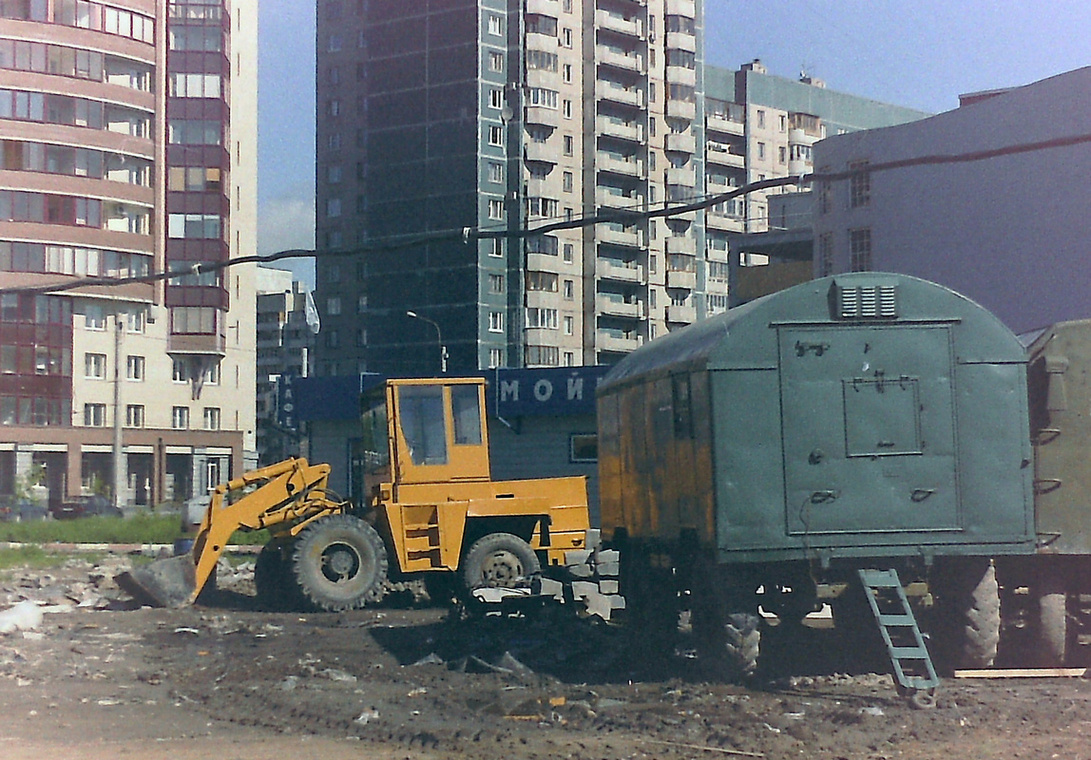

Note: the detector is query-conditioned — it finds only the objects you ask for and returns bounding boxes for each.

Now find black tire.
[691,592,760,680]
[1038,574,1068,667]
[255,540,300,611]
[932,559,1000,671]
[460,532,540,592]
[292,515,388,611]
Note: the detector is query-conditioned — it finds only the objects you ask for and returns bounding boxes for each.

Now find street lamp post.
[406,310,447,374]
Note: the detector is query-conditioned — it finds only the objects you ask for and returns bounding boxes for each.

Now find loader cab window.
[359,391,390,475]
[451,384,482,445]
[398,385,448,465]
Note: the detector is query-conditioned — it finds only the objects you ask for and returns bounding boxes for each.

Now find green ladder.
[857,568,940,705]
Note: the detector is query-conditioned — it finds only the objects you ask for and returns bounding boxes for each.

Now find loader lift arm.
[117,458,348,608]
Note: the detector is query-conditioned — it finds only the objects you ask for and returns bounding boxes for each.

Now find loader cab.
[359,378,491,491]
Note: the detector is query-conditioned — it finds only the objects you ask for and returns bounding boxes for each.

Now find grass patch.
[0,514,270,546]
[0,545,71,571]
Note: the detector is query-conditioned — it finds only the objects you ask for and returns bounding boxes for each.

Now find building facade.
[0,0,257,508]
[812,67,1091,333]
[313,1,926,377]
[256,266,315,465]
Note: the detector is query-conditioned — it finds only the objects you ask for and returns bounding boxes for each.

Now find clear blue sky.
[256,0,1091,285]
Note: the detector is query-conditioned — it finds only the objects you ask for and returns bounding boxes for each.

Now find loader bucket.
[116,553,198,608]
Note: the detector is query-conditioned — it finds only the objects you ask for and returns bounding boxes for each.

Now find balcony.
[597,116,643,142]
[665,0,696,17]
[666,99,696,121]
[666,269,697,290]
[598,153,643,177]
[168,331,226,356]
[525,289,558,309]
[526,67,560,91]
[665,165,696,187]
[665,235,696,255]
[596,9,643,38]
[526,252,560,271]
[666,304,697,324]
[598,46,644,73]
[707,112,745,136]
[524,142,558,165]
[597,258,644,281]
[597,188,645,211]
[597,79,644,108]
[705,211,744,233]
[525,105,560,127]
[706,143,745,168]
[597,330,643,353]
[665,30,696,53]
[665,131,696,154]
[665,65,696,87]
[526,0,558,16]
[597,295,644,319]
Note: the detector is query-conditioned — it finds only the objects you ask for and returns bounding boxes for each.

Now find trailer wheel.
[292,515,388,611]
[461,532,540,591]
[932,559,1000,671]
[1038,574,1068,667]
[692,599,760,680]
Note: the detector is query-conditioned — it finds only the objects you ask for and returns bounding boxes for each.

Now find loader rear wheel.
[461,532,540,592]
[292,515,388,611]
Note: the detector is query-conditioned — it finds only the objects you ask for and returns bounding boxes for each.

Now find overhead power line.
[2,129,1089,297]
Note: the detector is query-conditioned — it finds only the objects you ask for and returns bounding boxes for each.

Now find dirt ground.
[2,553,1091,760]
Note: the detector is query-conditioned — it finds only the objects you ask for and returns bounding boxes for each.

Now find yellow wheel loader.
[119,377,618,615]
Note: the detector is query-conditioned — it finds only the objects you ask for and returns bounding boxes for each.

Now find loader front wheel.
[461,532,540,592]
[292,515,388,611]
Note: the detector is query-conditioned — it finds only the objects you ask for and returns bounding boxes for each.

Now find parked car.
[0,497,49,522]
[50,495,123,520]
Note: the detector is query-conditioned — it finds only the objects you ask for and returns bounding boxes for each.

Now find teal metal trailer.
[597,273,1036,684]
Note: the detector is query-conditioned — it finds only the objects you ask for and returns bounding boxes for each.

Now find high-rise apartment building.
[0,0,257,508]
[314,2,925,376]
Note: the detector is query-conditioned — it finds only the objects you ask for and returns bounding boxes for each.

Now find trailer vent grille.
[832,284,899,320]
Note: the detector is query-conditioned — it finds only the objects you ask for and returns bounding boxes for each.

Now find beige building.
[0,0,257,509]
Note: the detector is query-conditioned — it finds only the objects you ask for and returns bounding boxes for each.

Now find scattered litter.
[322,668,357,683]
[411,652,444,667]
[278,676,299,691]
[861,706,885,717]
[407,687,427,697]
[0,600,43,634]
[173,627,200,636]
[354,708,380,725]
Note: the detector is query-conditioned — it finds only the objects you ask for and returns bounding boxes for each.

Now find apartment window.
[172,358,187,382]
[126,309,145,333]
[525,345,559,366]
[563,315,574,335]
[562,63,572,82]
[757,142,766,160]
[488,162,503,184]
[84,403,106,427]
[562,171,573,192]
[327,164,342,183]
[489,51,504,72]
[649,118,656,137]
[167,213,222,239]
[650,255,657,274]
[525,307,558,329]
[327,33,341,52]
[818,178,832,215]
[563,0,572,11]
[126,355,144,380]
[649,289,657,308]
[562,99,572,118]
[778,146,786,164]
[489,238,504,257]
[488,348,504,369]
[125,404,144,428]
[563,351,574,366]
[203,407,221,431]
[488,311,504,333]
[757,109,765,128]
[326,329,340,348]
[357,293,368,312]
[326,296,342,315]
[488,274,504,294]
[562,28,572,47]
[850,161,871,207]
[488,125,504,146]
[206,362,220,385]
[563,243,574,263]
[172,406,190,429]
[84,352,106,379]
[563,279,574,300]
[563,135,573,156]
[849,228,872,272]
[488,88,503,109]
[326,198,341,218]
[526,271,558,292]
[487,199,504,220]
[355,328,367,347]
[85,303,105,330]
[487,14,502,36]
[649,82,656,103]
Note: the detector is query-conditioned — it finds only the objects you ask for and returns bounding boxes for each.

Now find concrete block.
[598,579,619,594]
[583,528,601,551]
[535,577,565,600]
[565,549,592,567]
[596,561,620,577]
[568,563,594,578]
[571,580,598,599]
[594,548,620,564]
[584,592,613,621]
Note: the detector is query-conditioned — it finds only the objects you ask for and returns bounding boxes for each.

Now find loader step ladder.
[857,568,940,706]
